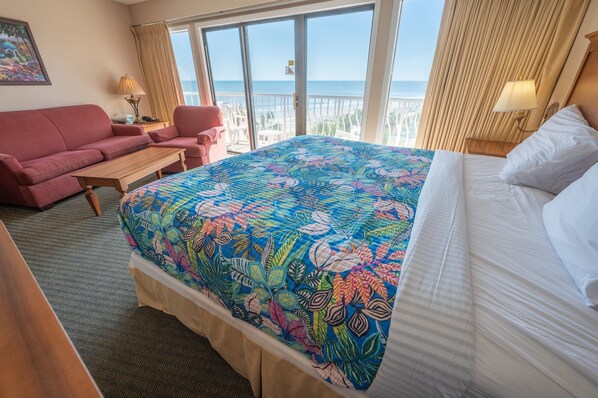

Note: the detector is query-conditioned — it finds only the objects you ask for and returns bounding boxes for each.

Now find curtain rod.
[131,21,165,28]
[131,0,334,27]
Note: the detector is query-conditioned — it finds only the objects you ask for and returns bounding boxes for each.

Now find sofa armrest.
[0,153,23,174]
[0,154,29,206]
[197,126,226,144]
[112,124,144,136]
[149,126,179,143]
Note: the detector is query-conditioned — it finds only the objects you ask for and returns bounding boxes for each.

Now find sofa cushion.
[0,110,68,162]
[78,135,151,160]
[17,149,103,185]
[39,105,114,150]
[150,137,207,158]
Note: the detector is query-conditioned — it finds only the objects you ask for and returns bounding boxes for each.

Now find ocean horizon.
[182,80,427,99]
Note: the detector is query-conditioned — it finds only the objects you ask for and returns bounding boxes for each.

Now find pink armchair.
[148,106,227,172]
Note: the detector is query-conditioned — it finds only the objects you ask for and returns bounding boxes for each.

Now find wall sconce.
[493,79,537,133]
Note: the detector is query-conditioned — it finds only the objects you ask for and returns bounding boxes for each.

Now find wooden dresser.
[0,221,102,397]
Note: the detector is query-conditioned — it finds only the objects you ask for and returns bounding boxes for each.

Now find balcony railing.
[183,91,423,151]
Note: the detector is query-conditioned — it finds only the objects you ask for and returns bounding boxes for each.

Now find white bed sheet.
[371,151,474,398]
[464,154,598,398]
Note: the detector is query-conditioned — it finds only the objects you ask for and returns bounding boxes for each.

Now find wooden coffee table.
[72,147,186,216]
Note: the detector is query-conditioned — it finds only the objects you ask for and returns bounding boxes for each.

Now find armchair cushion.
[197,127,225,144]
[174,106,224,137]
[112,124,144,136]
[149,126,179,143]
[150,137,207,158]
[17,149,103,185]
[78,135,151,160]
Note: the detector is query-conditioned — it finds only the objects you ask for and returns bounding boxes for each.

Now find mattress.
[463,154,598,398]
[124,148,598,397]
[119,136,454,391]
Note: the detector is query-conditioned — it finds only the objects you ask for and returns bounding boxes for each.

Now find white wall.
[0,0,150,116]
[550,0,598,105]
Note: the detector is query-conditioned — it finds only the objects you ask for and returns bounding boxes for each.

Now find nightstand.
[465,138,517,157]
[134,121,170,133]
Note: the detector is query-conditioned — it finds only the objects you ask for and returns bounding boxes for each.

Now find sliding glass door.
[305,9,373,139]
[382,0,444,147]
[202,5,374,152]
[245,19,296,148]
[204,28,252,153]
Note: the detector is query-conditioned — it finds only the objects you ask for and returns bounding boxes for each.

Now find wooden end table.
[134,121,170,133]
[72,147,186,216]
[465,138,518,157]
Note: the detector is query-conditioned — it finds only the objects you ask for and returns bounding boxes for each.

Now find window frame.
[168,0,423,146]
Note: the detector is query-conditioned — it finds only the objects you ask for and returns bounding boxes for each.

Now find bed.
[118,34,598,398]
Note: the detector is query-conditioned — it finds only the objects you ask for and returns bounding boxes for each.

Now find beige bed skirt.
[129,264,345,398]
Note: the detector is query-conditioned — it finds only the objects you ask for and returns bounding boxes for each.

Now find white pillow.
[500,105,598,194]
[543,162,598,308]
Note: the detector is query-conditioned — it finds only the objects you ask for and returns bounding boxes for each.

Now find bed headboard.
[565,31,598,130]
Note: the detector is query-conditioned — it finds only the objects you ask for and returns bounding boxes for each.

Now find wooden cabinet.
[465,138,517,157]
[0,221,102,398]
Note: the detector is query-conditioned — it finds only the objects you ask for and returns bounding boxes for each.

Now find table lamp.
[117,74,146,123]
[493,79,537,133]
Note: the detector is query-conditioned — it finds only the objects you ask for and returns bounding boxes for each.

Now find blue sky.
[172,0,444,82]
[394,0,444,80]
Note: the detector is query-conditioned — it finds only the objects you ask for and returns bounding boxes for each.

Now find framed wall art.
[0,17,50,85]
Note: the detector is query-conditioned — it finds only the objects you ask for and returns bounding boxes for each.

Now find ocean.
[182,80,427,99]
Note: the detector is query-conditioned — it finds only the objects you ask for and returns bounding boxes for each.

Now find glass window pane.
[246,20,295,148]
[306,10,374,139]
[205,28,250,153]
[383,0,444,147]
[170,29,201,105]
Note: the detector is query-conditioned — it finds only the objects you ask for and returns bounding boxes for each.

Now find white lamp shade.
[493,79,537,112]
[117,75,146,96]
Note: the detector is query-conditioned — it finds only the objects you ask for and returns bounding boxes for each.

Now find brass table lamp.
[117,74,146,123]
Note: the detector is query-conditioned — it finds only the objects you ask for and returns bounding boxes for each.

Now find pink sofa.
[148,106,227,172]
[0,104,151,209]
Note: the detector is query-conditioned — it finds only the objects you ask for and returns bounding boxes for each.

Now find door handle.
[293,93,299,111]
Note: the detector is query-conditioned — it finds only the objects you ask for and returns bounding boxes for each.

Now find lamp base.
[124,96,143,125]
[513,111,535,134]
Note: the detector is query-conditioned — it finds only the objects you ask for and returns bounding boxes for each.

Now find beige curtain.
[132,22,184,123]
[416,0,590,152]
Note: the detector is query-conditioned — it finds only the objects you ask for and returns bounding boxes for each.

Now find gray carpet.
[0,178,253,398]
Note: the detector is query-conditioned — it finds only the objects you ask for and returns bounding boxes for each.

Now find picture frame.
[0,17,50,85]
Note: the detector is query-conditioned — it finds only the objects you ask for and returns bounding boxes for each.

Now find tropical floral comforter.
[118,135,434,390]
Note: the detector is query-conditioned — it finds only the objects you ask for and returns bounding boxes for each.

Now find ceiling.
[112,0,148,5]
